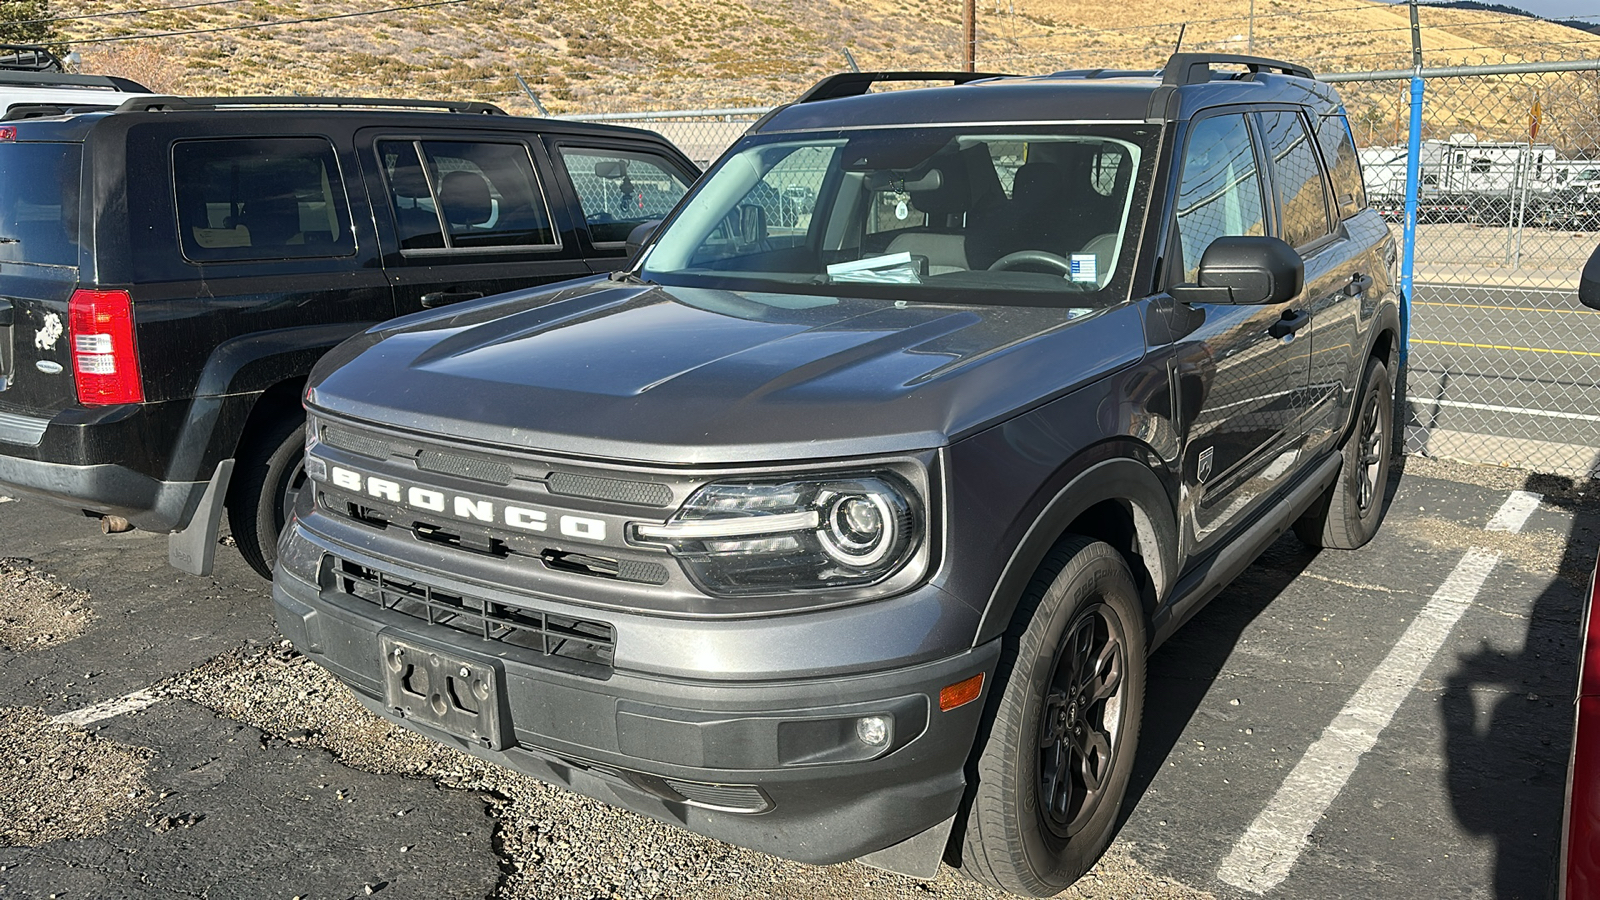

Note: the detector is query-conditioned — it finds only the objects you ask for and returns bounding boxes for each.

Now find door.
[361,131,592,314]
[1169,111,1313,554]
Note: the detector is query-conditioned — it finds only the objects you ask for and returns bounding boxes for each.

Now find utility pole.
[964,0,976,72]
[1248,0,1254,53]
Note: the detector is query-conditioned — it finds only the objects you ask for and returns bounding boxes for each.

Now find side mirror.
[736,203,767,246]
[1170,236,1304,305]
[1581,244,1600,310]
[625,219,660,260]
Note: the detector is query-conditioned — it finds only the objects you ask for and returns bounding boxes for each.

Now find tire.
[228,415,308,579]
[1295,357,1393,550]
[958,536,1146,897]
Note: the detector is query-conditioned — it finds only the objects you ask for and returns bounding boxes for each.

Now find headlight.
[630,473,921,596]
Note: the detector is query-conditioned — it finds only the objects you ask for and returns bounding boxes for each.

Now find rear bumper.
[0,398,214,530]
[272,522,998,865]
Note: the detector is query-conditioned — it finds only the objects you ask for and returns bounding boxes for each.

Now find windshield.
[641,125,1156,305]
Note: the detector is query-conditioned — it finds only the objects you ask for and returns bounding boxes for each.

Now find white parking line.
[1407,397,1600,424]
[49,689,164,728]
[1215,490,1539,893]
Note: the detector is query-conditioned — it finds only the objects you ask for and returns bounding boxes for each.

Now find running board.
[1150,452,1341,649]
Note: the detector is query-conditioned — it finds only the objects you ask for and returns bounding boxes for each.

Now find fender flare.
[975,448,1178,646]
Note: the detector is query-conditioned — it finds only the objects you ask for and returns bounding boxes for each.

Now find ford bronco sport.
[276,55,1400,894]
[0,95,697,578]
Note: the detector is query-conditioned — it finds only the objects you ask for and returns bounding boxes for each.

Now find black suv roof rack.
[795,71,1013,103]
[116,95,509,115]
[1161,53,1314,86]
[2,102,118,121]
[0,44,63,73]
[1047,68,1162,80]
[0,69,149,92]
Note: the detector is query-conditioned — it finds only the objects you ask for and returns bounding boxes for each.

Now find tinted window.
[1259,110,1332,249]
[0,142,81,266]
[559,146,691,243]
[173,138,354,263]
[1174,114,1267,280]
[379,140,443,251]
[1315,110,1366,218]
[419,140,556,250]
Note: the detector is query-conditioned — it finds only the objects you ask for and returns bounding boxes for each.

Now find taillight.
[68,288,143,405]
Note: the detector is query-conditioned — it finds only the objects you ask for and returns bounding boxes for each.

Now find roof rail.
[2,102,117,121]
[115,96,509,115]
[1161,53,1314,86]
[0,44,63,73]
[1048,68,1162,79]
[795,71,1012,103]
[0,69,149,92]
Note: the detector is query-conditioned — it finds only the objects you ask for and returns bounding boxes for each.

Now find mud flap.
[856,813,955,880]
[168,459,234,576]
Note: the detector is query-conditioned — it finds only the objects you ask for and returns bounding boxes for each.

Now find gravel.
[0,705,153,847]
[161,647,1216,900]
[0,558,93,652]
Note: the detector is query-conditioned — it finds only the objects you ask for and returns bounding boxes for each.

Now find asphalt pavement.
[0,455,1591,900]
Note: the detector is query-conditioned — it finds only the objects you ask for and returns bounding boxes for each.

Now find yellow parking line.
[1415,301,1600,316]
[1415,338,1600,357]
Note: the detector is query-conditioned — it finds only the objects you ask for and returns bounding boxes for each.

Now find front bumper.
[272,522,999,865]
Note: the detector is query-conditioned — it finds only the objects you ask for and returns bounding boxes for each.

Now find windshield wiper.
[608,270,655,286]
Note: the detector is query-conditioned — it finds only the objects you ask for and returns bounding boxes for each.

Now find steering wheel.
[987,250,1075,274]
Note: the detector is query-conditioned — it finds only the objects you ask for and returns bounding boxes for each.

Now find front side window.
[173,137,354,263]
[1314,110,1366,218]
[1174,114,1267,280]
[641,125,1154,305]
[1259,109,1332,249]
[558,146,692,244]
[0,142,81,266]
[379,139,558,252]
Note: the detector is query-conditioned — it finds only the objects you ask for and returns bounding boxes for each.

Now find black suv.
[276,55,1399,895]
[0,95,697,577]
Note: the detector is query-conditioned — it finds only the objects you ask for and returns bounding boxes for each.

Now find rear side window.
[558,146,692,244]
[379,139,558,252]
[1258,110,1333,249]
[1315,110,1367,219]
[0,142,82,267]
[173,137,355,263]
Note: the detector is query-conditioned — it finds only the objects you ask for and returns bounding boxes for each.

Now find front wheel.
[227,415,307,580]
[958,536,1146,897]
[1295,357,1394,550]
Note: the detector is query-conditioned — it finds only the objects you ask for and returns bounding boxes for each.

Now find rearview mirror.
[1581,244,1600,309]
[595,160,628,180]
[1169,236,1304,305]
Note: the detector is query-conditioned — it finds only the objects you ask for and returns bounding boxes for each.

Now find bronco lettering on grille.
[327,464,605,542]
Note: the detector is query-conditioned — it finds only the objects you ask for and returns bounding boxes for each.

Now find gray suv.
[274,54,1399,895]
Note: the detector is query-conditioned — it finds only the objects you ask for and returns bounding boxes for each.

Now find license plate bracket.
[379,634,506,750]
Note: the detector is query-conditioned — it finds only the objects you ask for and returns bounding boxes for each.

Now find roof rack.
[115,96,509,115]
[1161,53,1314,86]
[0,44,63,73]
[2,102,117,121]
[795,71,1012,104]
[1047,68,1162,79]
[0,69,149,92]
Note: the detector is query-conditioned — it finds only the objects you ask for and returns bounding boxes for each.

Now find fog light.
[856,715,890,747]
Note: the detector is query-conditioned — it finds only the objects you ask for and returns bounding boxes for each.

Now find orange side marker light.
[939,673,984,711]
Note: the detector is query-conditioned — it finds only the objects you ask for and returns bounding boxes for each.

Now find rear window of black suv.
[172,136,356,263]
[0,141,81,267]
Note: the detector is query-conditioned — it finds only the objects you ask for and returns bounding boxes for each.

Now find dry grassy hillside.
[54,0,1600,148]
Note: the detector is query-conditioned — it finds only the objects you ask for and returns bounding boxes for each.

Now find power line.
[59,0,477,45]
[12,0,247,29]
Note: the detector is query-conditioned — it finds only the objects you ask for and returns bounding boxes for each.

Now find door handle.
[1344,273,1374,296]
[419,291,483,308]
[1267,308,1310,340]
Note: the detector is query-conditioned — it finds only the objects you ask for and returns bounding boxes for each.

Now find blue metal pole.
[1399,74,1423,368]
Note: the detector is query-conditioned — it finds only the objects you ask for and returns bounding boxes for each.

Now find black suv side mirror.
[1170,236,1304,305]
[625,219,661,261]
[1581,244,1600,310]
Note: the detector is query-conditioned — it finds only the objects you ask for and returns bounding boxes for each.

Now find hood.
[307,280,1145,465]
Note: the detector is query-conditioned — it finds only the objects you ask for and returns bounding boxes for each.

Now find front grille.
[321,425,393,460]
[417,449,514,485]
[330,557,615,677]
[548,471,673,507]
[662,780,773,813]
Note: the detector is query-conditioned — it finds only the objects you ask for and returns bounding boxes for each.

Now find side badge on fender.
[1197,446,1214,483]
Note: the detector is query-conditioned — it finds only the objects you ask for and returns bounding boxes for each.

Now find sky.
[1388,0,1597,19]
